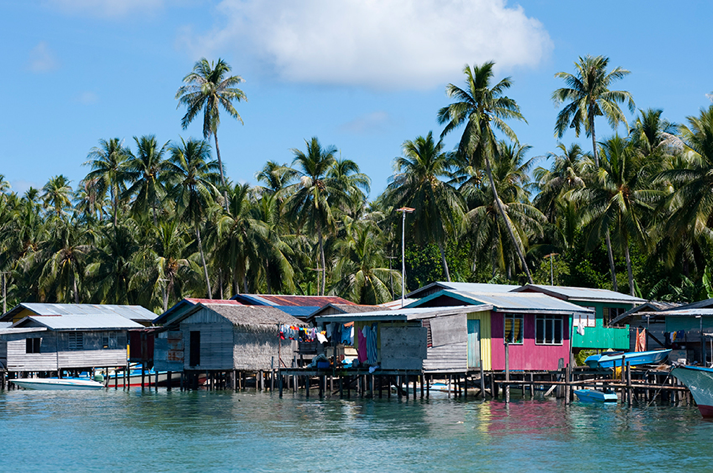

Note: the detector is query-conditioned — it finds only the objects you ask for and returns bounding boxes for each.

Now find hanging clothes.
[357,328,367,363]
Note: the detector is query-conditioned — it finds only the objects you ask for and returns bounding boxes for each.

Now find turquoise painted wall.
[569,301,632,350]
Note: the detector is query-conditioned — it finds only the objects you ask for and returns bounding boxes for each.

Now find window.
[573,309,596,328]
[101,333,116,349]
[603,307,623,326]
[504,314,523,344]
[68,332,83,350]
[536,315,563,345]
[25,338,41,354]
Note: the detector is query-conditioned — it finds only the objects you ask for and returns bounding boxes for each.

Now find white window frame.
[535,315,563,345]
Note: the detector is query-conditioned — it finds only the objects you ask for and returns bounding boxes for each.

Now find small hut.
[154,302,306,375]
[0,314,141,376]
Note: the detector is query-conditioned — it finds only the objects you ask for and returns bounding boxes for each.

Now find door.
[189,331,200,367]
[467,319,481,369]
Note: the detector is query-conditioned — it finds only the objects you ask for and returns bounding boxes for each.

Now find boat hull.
[671,365,713,418]
[585,349,672,369]
[12,378,105,390]
[573,389,617,403]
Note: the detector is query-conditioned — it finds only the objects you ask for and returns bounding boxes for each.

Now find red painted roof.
[251,295,355,307]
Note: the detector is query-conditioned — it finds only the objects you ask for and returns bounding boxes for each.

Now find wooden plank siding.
[5,331,128,371]
[468,311,491,371]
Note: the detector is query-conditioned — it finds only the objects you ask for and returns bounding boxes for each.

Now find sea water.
[1,388,711,472]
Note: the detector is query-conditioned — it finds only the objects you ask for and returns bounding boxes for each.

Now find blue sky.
[2,1,712,198]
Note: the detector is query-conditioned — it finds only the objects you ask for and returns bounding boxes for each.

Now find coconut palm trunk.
[438,241,451,282]
[590,113,618,291]
[318,225,326,296]
[213,133,229,211]
[195,224,212,298]
[484,155,533,284]
[625,241,634,297]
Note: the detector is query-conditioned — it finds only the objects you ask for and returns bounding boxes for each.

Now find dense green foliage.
[1,56,713,313]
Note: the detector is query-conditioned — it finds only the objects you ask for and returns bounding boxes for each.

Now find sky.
[2,0,712,198]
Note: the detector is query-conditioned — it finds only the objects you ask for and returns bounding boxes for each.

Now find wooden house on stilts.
[153,302,306,389]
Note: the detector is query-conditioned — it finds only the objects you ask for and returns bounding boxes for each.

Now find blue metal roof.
[272,306,321,318]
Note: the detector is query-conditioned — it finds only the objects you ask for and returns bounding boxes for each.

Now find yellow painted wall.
[468,311,492,371]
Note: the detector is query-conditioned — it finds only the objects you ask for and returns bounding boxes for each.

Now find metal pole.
[550,255,553,285]
[401,209,406,308]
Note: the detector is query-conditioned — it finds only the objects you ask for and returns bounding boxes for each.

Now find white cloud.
[78,91,99,104]
[340,111,390,134]
[43,0,163,18]
[28,42,59,73]
[181,0,552,90]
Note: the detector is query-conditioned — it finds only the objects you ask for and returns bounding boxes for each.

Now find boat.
[11,377,105,390]
[573,388,617,403]
[585,349,671,369]
[671,365,713,418]
[106,367,178,388]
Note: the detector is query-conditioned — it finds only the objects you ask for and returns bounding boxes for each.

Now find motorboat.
[585,349,671,369]
[11,377,105,390]
[671,365,713,418]
[573,388,617,403]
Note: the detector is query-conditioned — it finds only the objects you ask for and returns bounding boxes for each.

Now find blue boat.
[585,349,671,369]
[574,389,617,402]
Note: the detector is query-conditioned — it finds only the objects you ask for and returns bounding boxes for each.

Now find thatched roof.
[200,303,306,328]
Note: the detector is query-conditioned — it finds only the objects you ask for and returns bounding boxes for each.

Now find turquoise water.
[1,388,711,472]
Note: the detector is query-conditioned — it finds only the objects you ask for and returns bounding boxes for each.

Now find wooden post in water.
[480,364,485,399]
[167,371,172,391]
[626,361,632,407]
[141,365,145,390]
[421,375,425,399]
[564,364,571,405]
[505,342,510,403]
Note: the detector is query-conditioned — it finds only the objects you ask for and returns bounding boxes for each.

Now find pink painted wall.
[490,312,571,371]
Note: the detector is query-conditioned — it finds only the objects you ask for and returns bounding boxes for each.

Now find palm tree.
[657,105,713,250]
[328,157,371,217]
[437,61,532,282]
[573,136,664,295]
[123,135,171,224]
[552,55,635,291]
[84,138,130,226]
[41,175,73,218]
[165,138,220,298]
[333,220,401,304]
[465,141,545,278]
[176,58,247,208]
[39,217,90,303]
[533,143,588,220]
[285,137,343,295]
[85,220,140,304]
[629,108,678,158]
[386,131,464,281]
[214,183,266,295]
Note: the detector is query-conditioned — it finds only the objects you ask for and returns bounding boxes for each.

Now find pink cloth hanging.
[357,328,367,362]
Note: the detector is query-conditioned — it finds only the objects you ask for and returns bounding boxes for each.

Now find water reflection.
[1,389,713,472]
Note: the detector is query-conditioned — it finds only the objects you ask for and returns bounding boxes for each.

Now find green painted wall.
[569,301,632,350]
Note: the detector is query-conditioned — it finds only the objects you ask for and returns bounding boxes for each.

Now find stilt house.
[154,302,306,373]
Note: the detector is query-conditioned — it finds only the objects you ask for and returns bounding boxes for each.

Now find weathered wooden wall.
[5,331,128,371]
[423,314,468,372]
[154,331,184,372]
[380,326,427,370]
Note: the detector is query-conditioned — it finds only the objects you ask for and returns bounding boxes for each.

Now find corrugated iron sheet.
[407,281,519,298]
[454,291,593,314]
[15,303,156,321]
[514,285,646,303]
[19,314,143,330]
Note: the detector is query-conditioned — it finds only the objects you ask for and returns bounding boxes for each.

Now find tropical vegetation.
[2,55,713,315]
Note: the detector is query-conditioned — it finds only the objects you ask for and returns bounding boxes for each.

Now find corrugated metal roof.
[231,294,355,307]
[676,298,713,310]
[15,314,143,330]
[271,306,321,318]
[408,289,592,314]
[406,282,519,299]
[641,309,713,318]
[378,299,418,310]
[315,305,493,324]
[513,284,646,303]
[610,301,683,325]
[1,303,156,322]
